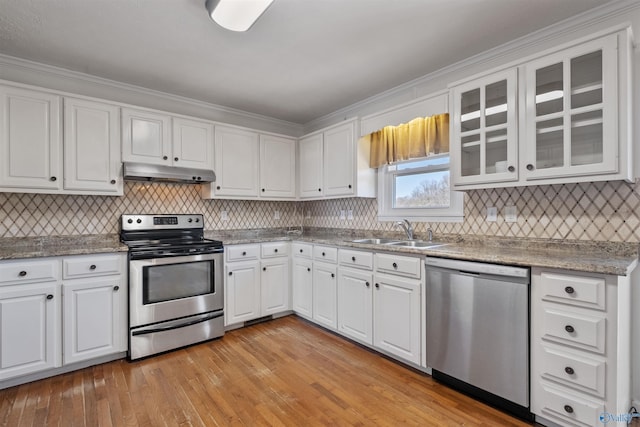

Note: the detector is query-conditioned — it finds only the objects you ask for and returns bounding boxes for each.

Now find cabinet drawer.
[261,242,289,258]
[0,258,59,285]
[292,242,312,259]
[539,383,604,427]
[542,308,605,354]
[375,253,421,279]
[540,271,605,310]
[313,246,337,263]
[540,346,605,398]
[339,249,373,270]
[63,254,122,279]
[226,244,260,262]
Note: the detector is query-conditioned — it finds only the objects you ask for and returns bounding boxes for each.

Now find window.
[377,154,464,222]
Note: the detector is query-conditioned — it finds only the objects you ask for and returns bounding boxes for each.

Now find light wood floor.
[1,315,536,426]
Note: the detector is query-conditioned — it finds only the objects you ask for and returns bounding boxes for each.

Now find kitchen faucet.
[395,219,414,240]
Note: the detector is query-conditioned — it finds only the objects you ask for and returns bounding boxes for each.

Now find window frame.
[377,154,464,222]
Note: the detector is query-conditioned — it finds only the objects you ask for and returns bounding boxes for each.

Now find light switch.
[221,210,228,221]
[505,206,517,223]
[340,210,346,220]
[486,207,497,222]
[274,210,280,220]
[347,210,354,220]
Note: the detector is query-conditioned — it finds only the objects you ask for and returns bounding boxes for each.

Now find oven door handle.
[131,312,224,336]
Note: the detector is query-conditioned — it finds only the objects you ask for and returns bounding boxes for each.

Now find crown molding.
[0,53,304,136]
[303,0,640,132]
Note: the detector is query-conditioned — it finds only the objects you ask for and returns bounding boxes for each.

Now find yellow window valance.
[368,113,449,168]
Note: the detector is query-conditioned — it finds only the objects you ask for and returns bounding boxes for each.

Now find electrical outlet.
[274,210,280,220]
[486,207,497,222]
[220,210,228,221]
[306,210,311,219]
[505,206,517,223]
[340,210,346,220]
[347,209,354,220]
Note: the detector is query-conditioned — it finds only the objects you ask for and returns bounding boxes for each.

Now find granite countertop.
[206,228,639,277]
[0,234,128,260]
[2,229,637,276]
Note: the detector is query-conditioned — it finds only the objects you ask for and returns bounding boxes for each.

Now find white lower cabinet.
[0,282,61,380]
[372,273,421,365]
[312,262,338,330]
[337,267,373,345]
[261,258,290,316]
[292,256,313,319]
[225,260,261,325]
[62,276,126,365]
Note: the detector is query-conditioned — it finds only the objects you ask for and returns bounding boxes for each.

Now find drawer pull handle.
[392,262,398,269]
[46,294,54,300]
[564,366,575,375]
[274,248,278,253]
[242,251,246,256]
[352,256,356,262]
[113,286,120,291]
[90,264,97,270]
[565,286,575,294]
[564,405,574,414]
[565,325,575,334]
[19,271,27,277]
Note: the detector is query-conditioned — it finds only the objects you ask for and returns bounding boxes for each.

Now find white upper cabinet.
[451,29,633,189]
[451,69,518,186]
[122,108,172,166]
[172,117,214,170]
[211,125,260,198]
[64,98,122,194]
[298,119,375,200]
[0,85,62,190]
[260,134,296,198]
[522,35,618,181]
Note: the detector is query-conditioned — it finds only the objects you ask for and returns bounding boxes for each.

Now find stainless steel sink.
[385,240,447,249]
[351,238,400,244]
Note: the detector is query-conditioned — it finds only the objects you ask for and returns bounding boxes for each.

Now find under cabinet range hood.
[123,162,216,184]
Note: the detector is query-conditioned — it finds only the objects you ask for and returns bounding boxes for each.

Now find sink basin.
[385,240,447,249]
[351,238,400,245]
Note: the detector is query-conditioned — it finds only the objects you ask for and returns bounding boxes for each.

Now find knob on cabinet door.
[526,164,534,171]
[565,325,575,333]
[263,267,267,271]
[274,249,278,253]
[174,157,179,162]
[565,286,575,294]
[217,186,221,190]
[564,405,574,414]
[375,283,379,289]
[110,179,116,184]
[564,366,575,375]
[507,166,515,173]
[90,264,97,270]
[163,156,168,160]
[50,176,57,182]
[113,286,120,291]
[228,272,233,276]
[307,268,311,272]
[46,294,54,300]
[19,271,27,277]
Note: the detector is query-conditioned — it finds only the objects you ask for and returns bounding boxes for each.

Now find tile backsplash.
[2,179,640,243]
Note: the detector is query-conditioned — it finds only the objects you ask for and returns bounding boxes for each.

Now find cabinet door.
[337,268,373,345]
[298,133,323,198]
[0,86,62,190]
[292,258,313,318]
[260,134,296,198]
[172,117,214,170]
[225,261,260,325]
[64,98,122,194]
[312,262,337,329]
[63,277,125,364]
[451,68,518,187]
[261,259,290,316]
[0,282,60,380]
[122,108,172,166]
[523,35,618,180]
[214,126,260,197]
[323,122,355,197]
[373,274,421,364]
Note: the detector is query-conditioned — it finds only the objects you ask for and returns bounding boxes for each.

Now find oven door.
[129,252,223,328]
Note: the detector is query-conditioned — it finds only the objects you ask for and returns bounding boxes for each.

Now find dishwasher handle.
[425,256,529,279]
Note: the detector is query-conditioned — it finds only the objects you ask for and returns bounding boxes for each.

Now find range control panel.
[121,214,204,231]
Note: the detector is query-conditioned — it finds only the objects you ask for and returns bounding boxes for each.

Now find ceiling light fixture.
[206,0,274,32]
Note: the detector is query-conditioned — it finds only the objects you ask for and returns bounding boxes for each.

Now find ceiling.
[0,0,615,124]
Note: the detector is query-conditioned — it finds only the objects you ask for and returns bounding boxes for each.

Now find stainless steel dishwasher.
[425,257,532,420]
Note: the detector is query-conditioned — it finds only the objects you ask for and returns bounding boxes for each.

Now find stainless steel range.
[121,214,224,360]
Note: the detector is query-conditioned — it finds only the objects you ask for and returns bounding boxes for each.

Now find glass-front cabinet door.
[451,68,518,186]
[523,34,617,181]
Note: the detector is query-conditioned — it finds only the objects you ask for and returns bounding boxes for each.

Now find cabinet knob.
[192,176,197,180]
[365,282,370,287]
[375,283,379,289]
[19,270,27,277]
[348,184,352,189]
[263,267,267,271]
[228,271,233,276]
[262,188,265,192]
[163,156,168,160]
[90,264,97,270]
[318,188,321,192]
[526,164,534,171]
[50,176,57,182]
[322,252,326,256]
[307,268,311,272]
[274,248,278,253]
[565,325,575,334]
[564,366,574,375]
[331,273,335,278]
[565,286,575,295]
[46,294,54,300]
[242,251,246,256]
[299,249,303,253]
[352,256,356,262]
[392,262,398,269]
[174,157,179,162]
[563,405,574,414]
[113,286,120,291]
[110,179,116,185]
[217,186,221,190]
[507,166,515,173]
